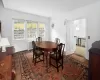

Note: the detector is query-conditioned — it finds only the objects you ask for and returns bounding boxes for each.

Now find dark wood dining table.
[35,41,57,72]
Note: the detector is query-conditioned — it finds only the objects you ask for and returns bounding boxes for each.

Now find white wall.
[50,13,67,44]
[0,0,50,52]
[51,1,100,59]
[66,1,100,59]
[2,0,98,59]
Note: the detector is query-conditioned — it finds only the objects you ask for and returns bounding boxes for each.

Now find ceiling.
[2,0,100,17]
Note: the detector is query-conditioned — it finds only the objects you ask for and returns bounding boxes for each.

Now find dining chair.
[49,43,65,72]
[55,38,60,44]
[36,37,42,42]
[32,41,44,65]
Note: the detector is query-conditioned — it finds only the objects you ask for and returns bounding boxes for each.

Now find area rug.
[12,51,88,80]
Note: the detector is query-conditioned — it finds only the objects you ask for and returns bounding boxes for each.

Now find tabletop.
[35,41,57,50]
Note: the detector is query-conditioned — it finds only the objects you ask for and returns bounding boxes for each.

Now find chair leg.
[34,56,36,65]
[62,59,63,69]
[56,60,59,72]
[43,54,44,63]
[49,57,51,66]
[32,54,34,63]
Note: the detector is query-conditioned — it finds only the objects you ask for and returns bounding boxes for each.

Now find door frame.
[65,18,88,59]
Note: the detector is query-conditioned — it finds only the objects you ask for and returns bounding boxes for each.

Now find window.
[27,21,37,40]
[38,23,45,39]
[13,20,25,40]
[13,19,46,40]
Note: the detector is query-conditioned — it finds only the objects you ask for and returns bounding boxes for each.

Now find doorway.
[74,18,87,57]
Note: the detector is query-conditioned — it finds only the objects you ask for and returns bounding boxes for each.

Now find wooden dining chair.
[49,43,65,72]
[32,41,44,65]
[36,37,42,42]
[55,38,60,44]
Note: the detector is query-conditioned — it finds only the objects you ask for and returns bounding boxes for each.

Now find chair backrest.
[36,37,42,42]
[57,43,65,57]
[55,38,60,44]
[32,41,36,51]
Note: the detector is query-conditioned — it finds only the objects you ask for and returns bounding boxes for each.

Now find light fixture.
[64,19,68,25]
[0,38,10,52]
[51,23,54,28]
[64,20,66,25]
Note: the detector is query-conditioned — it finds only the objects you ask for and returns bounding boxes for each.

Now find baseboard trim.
[14,50,28,53]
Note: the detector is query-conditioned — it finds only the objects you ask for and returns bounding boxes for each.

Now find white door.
[66,20,76,54]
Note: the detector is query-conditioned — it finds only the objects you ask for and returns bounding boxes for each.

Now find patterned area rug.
[12,51,88,80]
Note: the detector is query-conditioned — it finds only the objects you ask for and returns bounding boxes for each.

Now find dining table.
[35,41,57,72]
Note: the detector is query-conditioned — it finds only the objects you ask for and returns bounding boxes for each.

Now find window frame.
[26,21,38,41]
[38,22,46,40]
[12,19,46,41]
[12,19,25,40]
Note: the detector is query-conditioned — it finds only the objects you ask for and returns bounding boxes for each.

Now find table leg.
[45,55,48,72]
[44,51,49,73]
